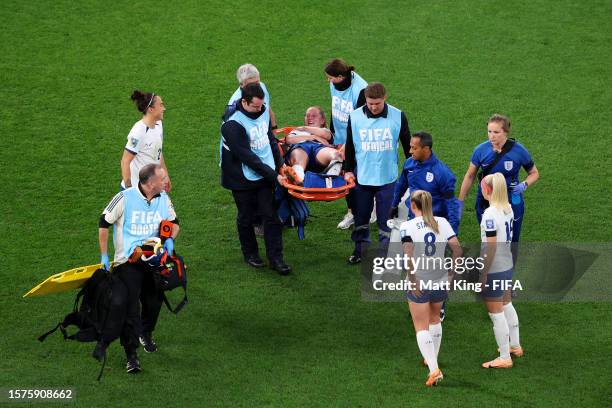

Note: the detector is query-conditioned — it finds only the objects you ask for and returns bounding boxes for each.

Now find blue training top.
[392,152,461,233]
[471,140,534,199]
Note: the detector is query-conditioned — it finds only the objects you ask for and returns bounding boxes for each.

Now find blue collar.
[417,152,438,165]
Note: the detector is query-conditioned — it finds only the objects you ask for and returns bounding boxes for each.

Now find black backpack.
[38,268,128,379]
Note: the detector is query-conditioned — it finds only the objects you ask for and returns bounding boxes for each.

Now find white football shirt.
[400,216,456,283]
[480,206,514,273]
[122,120,163,188]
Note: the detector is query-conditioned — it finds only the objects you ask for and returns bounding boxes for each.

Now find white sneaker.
[324,160,343,176]
[337,212,354,229]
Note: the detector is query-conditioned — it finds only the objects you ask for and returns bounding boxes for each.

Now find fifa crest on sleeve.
[486,219,494,229]
[426,172,434,182]
[131,138,138,148]
[504,161,514,171]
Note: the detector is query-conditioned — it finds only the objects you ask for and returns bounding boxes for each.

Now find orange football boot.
[482,357,513,368]
[425,369,443,386]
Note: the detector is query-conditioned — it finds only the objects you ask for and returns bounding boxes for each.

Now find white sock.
[503,302,520,348]
[489,312,510,359]
[416,330,438,373]
[292,164,305,180]
[429,322,442,357]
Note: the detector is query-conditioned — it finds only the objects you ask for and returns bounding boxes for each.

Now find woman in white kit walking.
[400,190,462,386]
[120,90,171,191]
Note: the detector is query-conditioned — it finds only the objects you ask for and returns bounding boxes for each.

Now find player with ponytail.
[120,90,171,191]
[479,172,523,369]
[399,190,462,386]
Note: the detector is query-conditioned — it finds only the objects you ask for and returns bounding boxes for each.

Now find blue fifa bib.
[350,105,402,186]
[330,72,367,144]
[228,82,270,106]
[117,188,173,257]
[228,108,275,181]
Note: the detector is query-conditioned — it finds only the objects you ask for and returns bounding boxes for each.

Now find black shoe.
[92,340,107,362]
[270,259,292,275]
[139,332,158,353]
[347,251,361,265]
[126,353,141,374]
[245,255,265,268]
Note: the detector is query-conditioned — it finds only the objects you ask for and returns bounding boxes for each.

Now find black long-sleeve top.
[329,74,366,135]
[220,103,282,190]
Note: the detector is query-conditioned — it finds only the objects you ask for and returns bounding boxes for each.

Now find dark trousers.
[345,188,355,211]
[140,269,163,334]
[113,262,163,355]
[351,182,395,253]
[232,186,283,262]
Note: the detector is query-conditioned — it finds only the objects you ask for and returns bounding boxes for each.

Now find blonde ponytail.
[411,190,439,234]
[484,173,512,214]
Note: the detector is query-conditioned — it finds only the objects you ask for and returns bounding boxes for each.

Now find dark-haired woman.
[120,90,171,191]
[324,58,368,229]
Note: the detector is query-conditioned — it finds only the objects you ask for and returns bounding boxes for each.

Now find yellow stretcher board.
[23,264,103,298]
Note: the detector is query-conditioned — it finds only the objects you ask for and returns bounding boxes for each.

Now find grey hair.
[236,63,260,85]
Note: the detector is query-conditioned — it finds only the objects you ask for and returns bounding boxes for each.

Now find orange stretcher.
[274,127,355,202]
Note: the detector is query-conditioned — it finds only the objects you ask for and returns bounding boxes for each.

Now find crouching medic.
[98,163,180,373]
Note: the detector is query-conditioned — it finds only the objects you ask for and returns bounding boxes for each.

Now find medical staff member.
[458,113,539,243]
[99,164,180,374]
[220,83,291,275]
[343,82,410,264]
[478,173,523,369]
[324,58,368,229]
[390,132,461,234]
[400,190,462,386]
[227,63,276,129]
[391,131,462,321]
[121,90,171,191]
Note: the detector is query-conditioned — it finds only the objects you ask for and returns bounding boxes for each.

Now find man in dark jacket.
[220,83,291,275]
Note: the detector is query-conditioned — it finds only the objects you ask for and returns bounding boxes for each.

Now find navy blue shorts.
[482,268,514,298]
[287,142,326,170]
[406,288,448,304]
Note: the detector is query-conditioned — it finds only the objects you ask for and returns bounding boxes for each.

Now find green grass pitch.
[1,0,611,406]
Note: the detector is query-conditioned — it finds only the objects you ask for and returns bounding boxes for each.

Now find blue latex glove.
[163,237,174,256]
[512,181,528,195]
[100,253,110,270]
